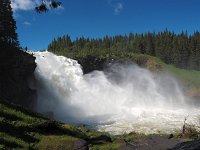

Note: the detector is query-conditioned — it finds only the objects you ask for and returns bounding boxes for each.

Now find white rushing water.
[34,51,200,134]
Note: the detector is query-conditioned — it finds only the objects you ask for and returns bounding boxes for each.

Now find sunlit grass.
[0,98,123,149]
[165,64,200,88]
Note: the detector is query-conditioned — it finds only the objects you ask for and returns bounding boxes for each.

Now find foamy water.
[34,51,200,134]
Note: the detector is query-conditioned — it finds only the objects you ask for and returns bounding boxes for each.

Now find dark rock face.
[0,46,37,109]
[76,55,108,74]
[169,140,200,150]
[75,55,162,75]
[76,55,129,74]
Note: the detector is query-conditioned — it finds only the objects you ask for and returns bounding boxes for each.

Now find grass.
[89,142,122,150]
[165,64,200,89]
[0,98,127,149]
[36,135,77,150]
[0,98,83,149]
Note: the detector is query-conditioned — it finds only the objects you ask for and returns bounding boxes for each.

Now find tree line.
[48,31,200,70]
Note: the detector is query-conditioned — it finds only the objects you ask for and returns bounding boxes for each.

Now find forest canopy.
[48,31,200,71]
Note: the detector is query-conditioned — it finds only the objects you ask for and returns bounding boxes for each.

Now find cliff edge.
[0,46,37,108]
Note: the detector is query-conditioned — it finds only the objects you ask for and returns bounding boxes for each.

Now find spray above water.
[34,51,200,134]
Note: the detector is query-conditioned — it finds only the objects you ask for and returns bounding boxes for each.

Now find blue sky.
[12,0,200,50]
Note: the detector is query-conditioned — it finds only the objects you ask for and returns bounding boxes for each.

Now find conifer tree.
[0,0,19,48]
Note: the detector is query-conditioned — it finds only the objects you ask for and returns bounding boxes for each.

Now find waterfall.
[34,51,200,134]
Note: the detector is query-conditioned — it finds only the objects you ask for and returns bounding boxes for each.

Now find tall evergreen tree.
[0,0,19,48]
[145,32,155,56]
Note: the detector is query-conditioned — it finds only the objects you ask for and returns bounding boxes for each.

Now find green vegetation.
[0,0,19,48]
[36,135,77,150]
[48,31,200,71]
[0,99,46,149]
[0,98,124,149]
[165,64,200,89]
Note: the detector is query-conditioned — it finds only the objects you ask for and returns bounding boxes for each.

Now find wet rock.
[118,139,138,150]
[73,139,88,150]
[76,55,107,74]
[89,135,112,144]
[118,135,183,150]
[118,145,137,150]
[115,138,126,145]
[168,134,174,139]
[169,139,200,150]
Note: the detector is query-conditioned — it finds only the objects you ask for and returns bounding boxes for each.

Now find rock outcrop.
[76,55,108,74]
[76,55,162,74]
[0,46,37,109]
[169,139,200,150]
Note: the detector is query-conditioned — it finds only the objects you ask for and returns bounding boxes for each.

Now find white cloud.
[114,3,123,15]
[11,0,64,12]
[23,21,31,26]
[57,5,64,10]
[108,0,124,15]
[11,0,35,11]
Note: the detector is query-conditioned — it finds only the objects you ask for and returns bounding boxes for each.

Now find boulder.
[73,139,88,150]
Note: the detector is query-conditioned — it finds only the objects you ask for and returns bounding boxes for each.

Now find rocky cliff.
[0,46,37,109]
[76,55,162,74]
